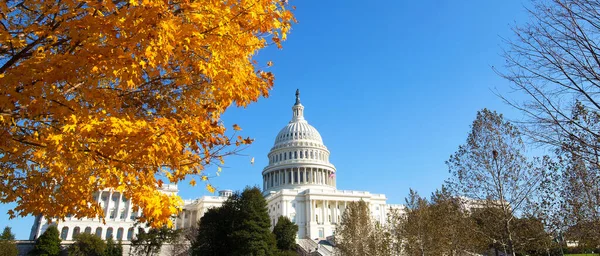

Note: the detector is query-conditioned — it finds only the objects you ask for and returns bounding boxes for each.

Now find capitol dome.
[263,90,337,192]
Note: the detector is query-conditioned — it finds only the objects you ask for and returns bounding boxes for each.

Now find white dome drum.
[262,90,337,192]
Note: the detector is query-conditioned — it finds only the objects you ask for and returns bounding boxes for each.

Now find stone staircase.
[296,238,334,256]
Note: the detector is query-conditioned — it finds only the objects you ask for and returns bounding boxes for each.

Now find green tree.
[29,226,61,256]
[229,187,277,256]
[104,237,122,256]
[192,206,233,256]
[447,109,543,256]
[335,200,392,256]
[192,187,277,256]
[67,233,106,256]
[0,226,18,256]
[272,216,298,252]
[131,227,179,256]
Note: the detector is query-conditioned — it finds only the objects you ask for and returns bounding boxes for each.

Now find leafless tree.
[499,0,600,246]
[447,109,544,256]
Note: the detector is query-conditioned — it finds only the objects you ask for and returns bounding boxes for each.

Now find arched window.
[95,227,102,237]
[127,228,134,241]
[310,151,314,159]
[289,152,292,159]
[84,227,92,234]
[284,153,287,160]
[279,153,282,161]
[116,228,124,241]
[294,151,297,159]
[60,227,69,240]
[105,227,113,240]
[72,227,80,239]
[300,151,303,158]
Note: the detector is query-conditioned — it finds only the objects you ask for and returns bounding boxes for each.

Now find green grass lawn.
[565,254,599,256]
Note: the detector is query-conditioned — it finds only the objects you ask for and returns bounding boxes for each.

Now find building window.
[95,227,102,237]
[106,227,113,240]
[72,227,80,239]
[110,208,116,218]
[294,152,297,159]
[120,210,126,219]
[84,227,92,234]
[60,227,69,240]
[116,228,124,241]
[300,151,303,158]
[130,212,137,220]
[127,228,134,241]
[284,153,287,160]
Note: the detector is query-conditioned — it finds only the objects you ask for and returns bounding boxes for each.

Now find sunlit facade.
[29,90,403,245]
[263,90,402,240]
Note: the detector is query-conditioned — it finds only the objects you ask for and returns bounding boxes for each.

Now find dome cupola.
[262,90,337,192]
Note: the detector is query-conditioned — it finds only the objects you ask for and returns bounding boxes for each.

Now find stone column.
[323,200,327,224]
[303,168,307,184]
[125,198,133,221]
[335,201,339,224]
[117,192,123,220]
[106,191,113,217]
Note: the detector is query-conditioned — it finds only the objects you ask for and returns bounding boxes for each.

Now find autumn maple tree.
[0,0,294,227]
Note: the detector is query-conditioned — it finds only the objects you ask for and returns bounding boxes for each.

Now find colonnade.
[263,167,336,190]
[309,199,346,225]
[94,191,137,221]
[269,148,329,164]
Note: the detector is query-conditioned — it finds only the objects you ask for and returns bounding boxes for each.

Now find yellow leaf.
[206,184,216,193]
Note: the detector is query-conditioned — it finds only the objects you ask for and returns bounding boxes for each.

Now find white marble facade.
[30,184,178,241]
[30,90,402,242]
[263,90,402,239]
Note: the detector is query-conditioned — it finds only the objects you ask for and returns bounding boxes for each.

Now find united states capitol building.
[29,90,402,246]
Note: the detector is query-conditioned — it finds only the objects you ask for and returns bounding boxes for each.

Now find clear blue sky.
[1,0,534,239]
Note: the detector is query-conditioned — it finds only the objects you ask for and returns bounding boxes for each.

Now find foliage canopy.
[0,0,294,227]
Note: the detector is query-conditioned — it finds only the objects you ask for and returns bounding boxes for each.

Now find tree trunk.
[504,219,515,256]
